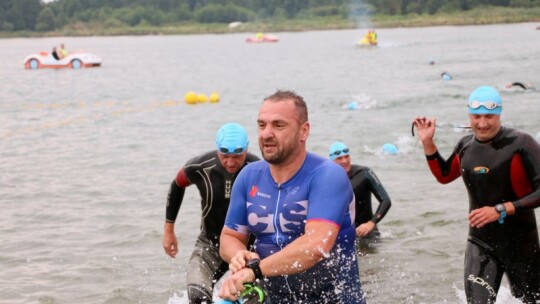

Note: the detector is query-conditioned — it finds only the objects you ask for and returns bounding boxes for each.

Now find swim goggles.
[468,100,501,110]
[219,146,246,154]
[330,148,349,157]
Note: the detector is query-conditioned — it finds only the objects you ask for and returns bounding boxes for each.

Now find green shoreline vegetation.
[1,1,540,38]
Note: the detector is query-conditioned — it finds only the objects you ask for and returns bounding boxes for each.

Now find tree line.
[1,0,538,32]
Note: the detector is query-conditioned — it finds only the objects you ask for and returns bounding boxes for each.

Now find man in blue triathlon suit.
[217,90,366,304]
[163,123,259,304]
[413,86,540,303]
[329,141,392,248]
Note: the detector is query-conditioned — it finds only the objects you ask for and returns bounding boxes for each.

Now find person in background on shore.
[218,90,366,303]
[413,85,540,303]
[329,141,392,249]
[163,123,259,304]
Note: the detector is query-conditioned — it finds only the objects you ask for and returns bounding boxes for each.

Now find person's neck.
[475,126,503,144]
[269,149,307,184]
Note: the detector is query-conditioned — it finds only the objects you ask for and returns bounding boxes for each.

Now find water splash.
[453,284,525,304]
[341,93,378,110]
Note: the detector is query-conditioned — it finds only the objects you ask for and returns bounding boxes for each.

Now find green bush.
[195,4,255,23]
[2,21,14,31]
[102,17,125,29]
[36,7,57,31]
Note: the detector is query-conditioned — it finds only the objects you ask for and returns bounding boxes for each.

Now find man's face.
[217,152,247,174]
[333,154,351,174]
[468,114,501,142]
[257,100,308,164]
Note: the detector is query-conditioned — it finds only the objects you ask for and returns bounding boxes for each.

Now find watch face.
[495,204,506,213]
[248,258,260,267]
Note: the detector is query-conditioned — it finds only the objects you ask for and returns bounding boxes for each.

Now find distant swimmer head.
[428,58,435,65]
[382,143,398,155]
[215,123,249,154]
[441,72,452,81]
[329,141,350,160]
[468,85,502,115]
[346,101,358,110]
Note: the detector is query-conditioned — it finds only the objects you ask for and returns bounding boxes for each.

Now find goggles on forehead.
[219,146,245,154]
[330,148,349,157]
[468,100,501,110]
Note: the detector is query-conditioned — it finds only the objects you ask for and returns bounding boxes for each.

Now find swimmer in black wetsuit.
[163,123,259,304]
[505,82,534,90]
[414,86,540,303]
[329,141,392,248]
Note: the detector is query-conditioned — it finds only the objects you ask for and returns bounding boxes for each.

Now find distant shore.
[1,6,539,38]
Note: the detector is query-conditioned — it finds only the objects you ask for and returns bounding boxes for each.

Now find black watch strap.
[247,258,264,280]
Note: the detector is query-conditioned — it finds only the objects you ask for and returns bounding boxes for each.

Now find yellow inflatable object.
[357,37,370,45]
[197,93,208,103]
[209,92,220,103]
[356,36,377,47]
[184,91,197,104]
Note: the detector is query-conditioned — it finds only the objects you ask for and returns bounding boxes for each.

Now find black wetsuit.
[426,127,540,303]
[349,165,391,240]
[166,150,259,304]
[510,82,527,90]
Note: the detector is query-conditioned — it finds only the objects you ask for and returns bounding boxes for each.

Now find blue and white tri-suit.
[225,152,366,304]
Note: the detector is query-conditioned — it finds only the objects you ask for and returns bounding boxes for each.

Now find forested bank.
[1,0,540,37]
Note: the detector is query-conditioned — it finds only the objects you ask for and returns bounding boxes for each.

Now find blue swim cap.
[346,101,358,110]
[215,123,249,154]
[468,86,502,115]
[382,143,398,155]
[329,141,350,161]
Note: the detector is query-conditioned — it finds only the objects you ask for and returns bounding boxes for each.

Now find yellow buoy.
[197,93,208,103]
[209,92,220,103]
[184,91,197,104]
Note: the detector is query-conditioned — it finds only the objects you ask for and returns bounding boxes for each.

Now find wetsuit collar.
[474,126,504,144]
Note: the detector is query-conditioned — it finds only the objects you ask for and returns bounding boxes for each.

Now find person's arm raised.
[413,116,438,155]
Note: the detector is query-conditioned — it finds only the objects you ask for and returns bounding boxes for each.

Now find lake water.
[1,23,539,304]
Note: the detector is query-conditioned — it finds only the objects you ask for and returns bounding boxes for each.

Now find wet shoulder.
[456,133,475,153]
[184,150,218,168]
[303,152,347,177]
[350,164,369,174]
[498,127,539,150]
[245,152,261,163]
[241,159,268,177]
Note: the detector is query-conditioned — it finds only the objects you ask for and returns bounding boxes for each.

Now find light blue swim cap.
[215,123,249,154]
[441,72,452,81]
[346,101,358,110]
[382,143,398,155]
[329,141,350,161]
[468,85,502,115]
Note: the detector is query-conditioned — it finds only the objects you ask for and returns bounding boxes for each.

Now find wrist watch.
[247,258,264,281]
[495,204,507,224]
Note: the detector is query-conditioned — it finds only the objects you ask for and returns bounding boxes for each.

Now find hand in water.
[216,283,267,304]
